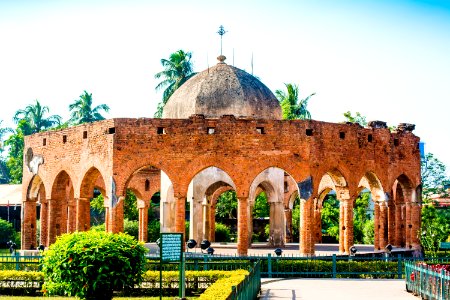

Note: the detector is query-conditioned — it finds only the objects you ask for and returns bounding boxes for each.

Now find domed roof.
[162,58,282,120]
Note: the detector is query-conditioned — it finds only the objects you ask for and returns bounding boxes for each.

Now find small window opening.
[83,131,88,139]
[145,179,150,191]
[284,181,289,193]
[256,127,265,134]
[306,129,313,136]
[43,138,47,146]
[368,134,373,142]
[62,135,67,143]
[339,132,345,139]
[108,127,115,134]
[207,127,215,134]
[394,139,399,146]
[157,127,166,134]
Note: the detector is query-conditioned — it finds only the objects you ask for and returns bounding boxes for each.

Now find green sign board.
[160,233,183,262]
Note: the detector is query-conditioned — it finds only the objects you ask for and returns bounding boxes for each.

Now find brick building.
[21,56,422,255]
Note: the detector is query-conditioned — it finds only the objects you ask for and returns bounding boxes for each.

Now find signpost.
[159,233,184,299]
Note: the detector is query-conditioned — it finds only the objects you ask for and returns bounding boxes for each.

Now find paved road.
[260,278,417,300]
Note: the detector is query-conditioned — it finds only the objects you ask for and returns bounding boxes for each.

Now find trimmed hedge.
[198,270,249,300]
[0,270,43,295]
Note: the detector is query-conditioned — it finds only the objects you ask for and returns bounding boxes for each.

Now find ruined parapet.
[368,120,388,129]
[397,123,416,132]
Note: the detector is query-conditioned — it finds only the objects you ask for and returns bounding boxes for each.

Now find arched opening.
[123,165,162,243]
[358,172,386,251]
[316,169,348,253]
[185,166,236,245]
[22,175,46,249]
[249,167,300,249]
[49,170,74,245]
[80,167,107,233]
[352,188,374,246]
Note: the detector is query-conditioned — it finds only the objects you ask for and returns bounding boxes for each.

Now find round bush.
[41,231,147,300]
[124,219,139,239]
[0,219,19,249]
[215,222,231,242]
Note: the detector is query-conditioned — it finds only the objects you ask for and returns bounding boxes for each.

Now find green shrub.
[41,231,147,300]
[215,222,231,242]
[124,218,139,239]
[147,219,160,242]
[198,270,249,300]
[0,270,44,295]
[0,219,18,248]
[89,223,105,232]
[362,220,374,244]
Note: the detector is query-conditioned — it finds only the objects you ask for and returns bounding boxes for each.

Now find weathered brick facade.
[21,115,421,255]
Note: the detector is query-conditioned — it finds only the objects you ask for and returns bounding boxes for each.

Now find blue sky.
[0,0,449,174]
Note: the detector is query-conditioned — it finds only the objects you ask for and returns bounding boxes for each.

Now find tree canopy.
[14,100,61,134]
[154,50,196,117]
[275,83,314,120]
[69,91,110,125]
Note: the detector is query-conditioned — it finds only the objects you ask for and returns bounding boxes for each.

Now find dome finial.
[217,55,226,64]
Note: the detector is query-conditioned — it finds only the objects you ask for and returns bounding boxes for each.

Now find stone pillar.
[105,207,110,232]
[314,205,322,243]
[237,197,249,255]
[112,197,124,233]
[175,196,186,237]
[269,202,285,247]
[339,202,345,253]
[67,199,77,233]
[76,198,90,232]
[387,203,395,245]
[60,199,68,234]
[405,202,412,249]
[374,202,380,251]
[209,205,216,242]
[411,202,421,248]
[300,199,314,256]
[21,198,37,250]
[284,208,293,243]
[394,204,402,247]
[138,205,149,242]
[379,202,387,250]
[202,200,210,240]
[191,197,204,243]
[247,204,253,247]
[39,199,48,247]
[343,199,354,254]
[48,199,61,245]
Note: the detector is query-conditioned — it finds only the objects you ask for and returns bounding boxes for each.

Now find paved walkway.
[260,278,417,300]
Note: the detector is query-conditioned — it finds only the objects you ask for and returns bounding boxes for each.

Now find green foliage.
[3,120,32,183]
[275,83,314,120]
[90,194,104,213]
[0,270,44,295]
[13,99,61,134]
[0,219,18,248]
[41,231,147,300]
[291,197,300,242]
[353,192,372,244]
[422,152,450,200]
[321,194,340,240]
[420,201,450,257]
[198,270,249,300]
[124,189,138,221]
[215,191,237,220]
[362,219,375,245]
[343,111,367,126]
[147,219,160,242]
[154,50,196,117]
[253,192,269,218]
[124,219,139,239]
[185,221,190,242]
[89,223,105,232]
[214,222,231,242]
[68,91,110,125]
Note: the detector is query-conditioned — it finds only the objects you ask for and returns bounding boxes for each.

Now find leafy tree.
[154,50,196,117]
[215,190,238,220]
[321,194,340,241]
[0,120,12,183]
[147,219,160,242]
[4,120,32,183]
[291,197,300,242]
[275,83,315,120]
[362,219,374,244]
[69,91,110,125]
[253,192,270,218]
[353,192,371,244]
[123,189,139,221]
[343,111,367,126]
[0,219,20,248]
[14,100,61,133]
[421,152,450,199]
[420,201,450,256]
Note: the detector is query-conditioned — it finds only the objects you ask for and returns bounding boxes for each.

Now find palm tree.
[13,100,62,133]
[275,83,315,120]
[69,91,110,125]
[154,50,196,117]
